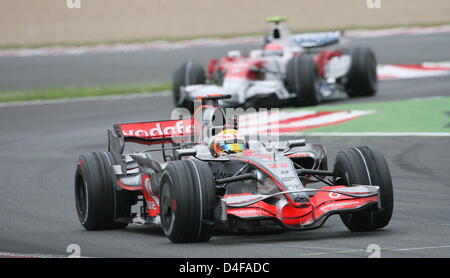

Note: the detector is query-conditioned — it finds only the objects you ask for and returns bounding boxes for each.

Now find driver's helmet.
[209,129,248,157]
[263,42,284,56]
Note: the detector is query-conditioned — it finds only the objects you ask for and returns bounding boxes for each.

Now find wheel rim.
[75,175,88,222]
[160,183,175,234]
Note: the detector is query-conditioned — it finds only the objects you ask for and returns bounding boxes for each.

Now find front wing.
[223,185,379,230]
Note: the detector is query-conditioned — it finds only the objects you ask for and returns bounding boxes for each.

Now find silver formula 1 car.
[75,95,393,243]
[173,17,378,110]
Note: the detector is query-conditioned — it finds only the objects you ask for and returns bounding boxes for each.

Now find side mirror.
[287,139,306,148]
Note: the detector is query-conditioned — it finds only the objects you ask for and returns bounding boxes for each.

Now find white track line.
[378,62,450,80]
[292,244,450,256]
[217,242,450,256]
[240,110,375,135]
[0,251,71,258]
[2,244,448,257]
[392,245,450,252]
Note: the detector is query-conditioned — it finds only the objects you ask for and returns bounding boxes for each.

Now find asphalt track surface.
[0,33,450,258]
[1,33,450,90]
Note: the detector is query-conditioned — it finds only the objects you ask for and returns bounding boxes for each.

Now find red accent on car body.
[207,58,219,76]
[114,177,142,191]
[315,50,343,77]
[224,185,378,228]
[141,175,160,217]
[209,56,267,81]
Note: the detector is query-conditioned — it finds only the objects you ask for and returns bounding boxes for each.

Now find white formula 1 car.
[173,16,378,110]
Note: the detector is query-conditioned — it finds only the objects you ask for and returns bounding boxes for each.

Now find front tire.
[75,152,133,230]
[345,46,378,97]
[172,62,206,111]
[286,54,322,107]
[160,160,217,243]
[333,146,393,231]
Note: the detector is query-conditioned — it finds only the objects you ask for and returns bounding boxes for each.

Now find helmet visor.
[223,143,246,153]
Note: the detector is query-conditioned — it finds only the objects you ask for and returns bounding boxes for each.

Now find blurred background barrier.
[0,0,449,47]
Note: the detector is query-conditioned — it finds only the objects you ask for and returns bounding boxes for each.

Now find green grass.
[0,82,171,103]
[287,97,450,133]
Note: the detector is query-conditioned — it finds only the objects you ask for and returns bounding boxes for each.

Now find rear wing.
[292,31,341,48]
[108,118,195,154]
[108,94,232,154]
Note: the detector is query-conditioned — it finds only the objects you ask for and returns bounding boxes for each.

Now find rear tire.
[159,160,217,243]
[345,46,378,97]
[172,62,206,111]
[286,54,322,106]
[333,146,393,231]
[75,152,133,230]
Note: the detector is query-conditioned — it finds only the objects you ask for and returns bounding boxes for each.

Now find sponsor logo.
[121,121,194,138]
[229,209,268,216]
[288,153,313,158]
[319,201,360,212]
[328,192,341,199]
[241,150,274,160]
[147,200,157,211]
[268,163,289,168]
